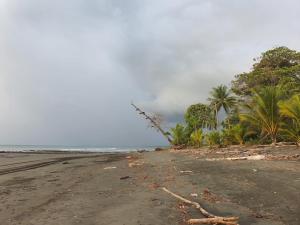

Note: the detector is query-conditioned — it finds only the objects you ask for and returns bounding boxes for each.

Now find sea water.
[0,145,156,153]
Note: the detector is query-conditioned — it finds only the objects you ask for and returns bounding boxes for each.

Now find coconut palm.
[222,124,250,146]
[208,85,236,127]
[279,95,300,145]
[229,125,248,145]
[279,95,300,122]
[190,129,203,147]
[240,86,285,145]
[170,124,186,146]
[205,131,221,148]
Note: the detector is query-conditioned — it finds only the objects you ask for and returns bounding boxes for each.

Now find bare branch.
[131,103,172,144]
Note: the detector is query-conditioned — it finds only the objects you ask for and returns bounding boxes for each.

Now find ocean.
[0,145,157,153]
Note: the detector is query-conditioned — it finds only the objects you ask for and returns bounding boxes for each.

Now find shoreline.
[0,147,299,225]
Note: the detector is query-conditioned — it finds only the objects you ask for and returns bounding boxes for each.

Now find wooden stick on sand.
[162,187,239,225]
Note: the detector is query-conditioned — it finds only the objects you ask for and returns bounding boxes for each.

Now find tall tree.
[208,85,236,127]
[185,103,215,130]
[232,47,300,97]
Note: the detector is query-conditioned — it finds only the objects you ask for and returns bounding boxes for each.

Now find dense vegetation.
[169,47,300,147]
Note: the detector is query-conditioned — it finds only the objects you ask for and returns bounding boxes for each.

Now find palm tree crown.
[240,86,285,145]
[208,85,236,127]
[279,94,300,145]
[279,95,300,122]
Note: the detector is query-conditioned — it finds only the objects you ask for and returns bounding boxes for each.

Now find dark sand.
[0,149,299,225]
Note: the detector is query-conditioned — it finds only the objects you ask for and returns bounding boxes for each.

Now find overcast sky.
[0,0,299,146]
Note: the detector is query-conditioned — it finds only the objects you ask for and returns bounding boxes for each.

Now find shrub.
[279,95,300,145]
[190,129,203,148]
[205,131,221,148]
[170,124,187,146]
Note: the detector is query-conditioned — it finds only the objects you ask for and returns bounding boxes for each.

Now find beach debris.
[201,189,226,203]
[188,218,239,224]
[180,170,193,174]
[252,212,264,218]
[103,166,117,170]
[266,154,300,160]
[230,155,265,160]
[155,147,164,151]
[190,193,198,197]
[162,187,239,225]
[173,145,186,150]
[125,156,132,159]
[252,212,274,219]
[128,161,144,168]
[120,176,131,180]
[178,203,187,209]
[149,183,160,190]
[137,149,147,153]
[206,155,265,161]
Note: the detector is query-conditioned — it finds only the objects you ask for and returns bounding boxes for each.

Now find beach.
[0,148,299,225]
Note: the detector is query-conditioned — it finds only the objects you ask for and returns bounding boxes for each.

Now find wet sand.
[0,149,299,225]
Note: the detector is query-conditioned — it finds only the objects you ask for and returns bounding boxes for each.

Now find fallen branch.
[180,170,193,174]
[188,218,238,225]
[205,155,265,161]
[225,155,265,161]
[162,187,239,225]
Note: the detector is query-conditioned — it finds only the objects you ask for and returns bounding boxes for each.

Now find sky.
[0,0,300,146]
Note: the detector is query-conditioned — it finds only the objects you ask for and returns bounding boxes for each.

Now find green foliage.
[222,124,248,146]
[208,85,237,113]
[205,131,221,148]
[279,95,300,121]
[185,103,215,130]
[170,124,187,146]
[280,122,300,146]
[240,86,285,144]
[221,128,234,146]
[208,85,236,127]
[231,124,247,145]
[167,47,300,148]
[190,129,203,147]
[279,95,300,145]
[222,107,240,129]
[232,47,300,97]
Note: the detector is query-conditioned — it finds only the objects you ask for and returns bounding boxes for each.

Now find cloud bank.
[0,0,299,145]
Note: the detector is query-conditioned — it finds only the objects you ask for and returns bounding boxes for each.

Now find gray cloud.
[0,0,299,146]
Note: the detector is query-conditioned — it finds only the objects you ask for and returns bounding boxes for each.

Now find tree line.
[168,46,300,148]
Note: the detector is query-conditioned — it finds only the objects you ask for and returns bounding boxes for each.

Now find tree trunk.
[215,107,218,129]
[131,103,173,144]
[271,136,277,146]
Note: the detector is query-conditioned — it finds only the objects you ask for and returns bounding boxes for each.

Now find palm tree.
[279,95,300,146]
[279,95,300,122]
[205,131,221,148]
[240,86,284,145]
[170,124,186,146]
[208,85,236,128]
[190,129,203,147]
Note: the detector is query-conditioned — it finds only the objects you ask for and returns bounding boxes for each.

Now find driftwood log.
[162,187,239,225]
[188,218,239,225]
[205,155,265,161]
